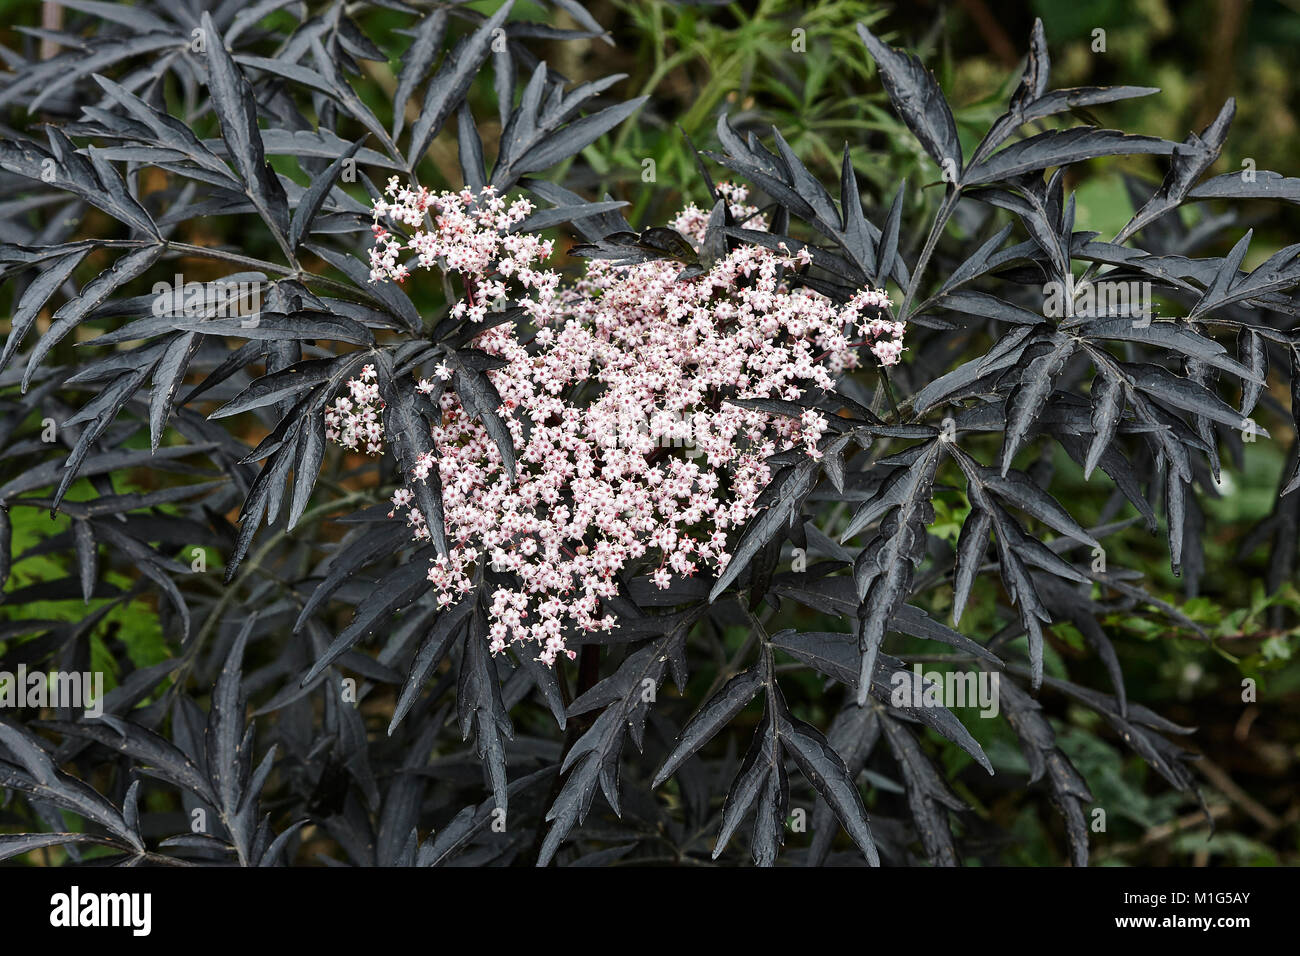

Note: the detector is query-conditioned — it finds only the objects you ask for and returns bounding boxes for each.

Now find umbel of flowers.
[328,179,902,665]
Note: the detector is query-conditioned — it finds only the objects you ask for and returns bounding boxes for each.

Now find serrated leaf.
[965,128,1176,186]
[408,2,515,167]
[446,351,515,485]
[857,24,962,176]
[778,711,879,865]
[1085,373,1124,479]
[201,12,290,243]
[389,599,472,734]
[653,667,762,787]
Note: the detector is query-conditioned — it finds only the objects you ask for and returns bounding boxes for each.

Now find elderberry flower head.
[338,183,902,664]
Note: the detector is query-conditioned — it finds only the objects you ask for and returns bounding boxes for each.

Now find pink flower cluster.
[351,182,900,664]
[324,363,384,454]
[370,178,560,324]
